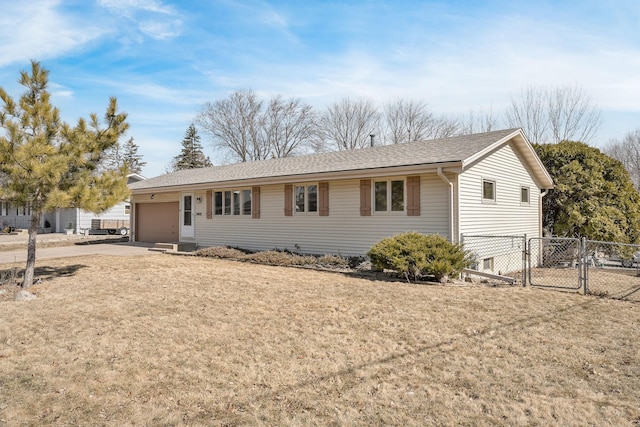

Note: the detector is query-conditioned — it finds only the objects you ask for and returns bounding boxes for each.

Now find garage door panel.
[136,202,179,243]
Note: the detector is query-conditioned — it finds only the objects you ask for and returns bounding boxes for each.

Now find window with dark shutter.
[252,186,261,219]
[360,179,371,216]
[284,184,293,216]
[406,176,420,216]
[319,182,329,216]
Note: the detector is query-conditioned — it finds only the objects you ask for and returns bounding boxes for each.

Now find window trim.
[373,178,405,214]
[213,188,252,217]
[520,186,530,205]
[294,183,318,215]
[482,179,496,203]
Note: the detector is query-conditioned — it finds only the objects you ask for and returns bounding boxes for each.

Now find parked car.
[621,251,640,268]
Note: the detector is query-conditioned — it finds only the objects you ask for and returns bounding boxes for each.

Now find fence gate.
[527,237,584,291]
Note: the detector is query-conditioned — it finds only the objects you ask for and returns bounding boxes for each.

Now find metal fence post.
[582,236,588,295]
[522,234,527,287]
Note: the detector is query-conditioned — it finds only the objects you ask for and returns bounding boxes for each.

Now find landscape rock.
[14,290,37,301]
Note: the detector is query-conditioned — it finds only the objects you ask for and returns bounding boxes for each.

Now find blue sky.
[1,0,639,177]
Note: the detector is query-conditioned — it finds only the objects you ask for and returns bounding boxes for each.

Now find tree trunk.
[23,212,40,288]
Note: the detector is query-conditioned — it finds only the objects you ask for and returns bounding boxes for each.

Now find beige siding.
[193,175,450,256]
[458,142,540,238]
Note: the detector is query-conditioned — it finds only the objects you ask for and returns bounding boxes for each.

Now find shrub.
[195,246,248,259]
[317,254,350,269]
[243,250,316,266]
[367,232,473,282]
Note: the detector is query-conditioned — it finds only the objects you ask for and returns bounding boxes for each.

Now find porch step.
[150,242,198,253]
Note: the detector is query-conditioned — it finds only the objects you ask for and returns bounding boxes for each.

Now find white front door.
[180,193,195,239]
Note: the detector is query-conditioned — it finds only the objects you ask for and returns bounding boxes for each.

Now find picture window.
[213,189,251,216]
[295,184,318,213]
[374,179,404,213]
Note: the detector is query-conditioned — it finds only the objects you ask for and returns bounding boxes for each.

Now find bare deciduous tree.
[318,98,380,150]
[197,90,317,161]
[505,84,601,144]
[197,89,266,162]
[604,129,640,191]
[382,99,463,144]
[383,99,434,144]
[547,84,601,144]
[458,108,499,135]
[262,96,316,158]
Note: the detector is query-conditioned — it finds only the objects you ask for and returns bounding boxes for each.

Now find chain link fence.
[584,240,640,301]
[527,237,583,290]
[461,234,640,302]
[460,234,526,285]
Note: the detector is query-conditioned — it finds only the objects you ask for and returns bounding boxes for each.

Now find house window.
[521,186,530,204]
[374,179,404,213]
[16,204,29,216]
[295,184,318,213]
[214,192,223,215]
[224,191,231,215]
[482,179,496,202]
[0,202,4,216]
[242,190,252,215]
[483,257,494,271]
[213,189,251,216]
[183,195,192,226]
[124,204,131,215]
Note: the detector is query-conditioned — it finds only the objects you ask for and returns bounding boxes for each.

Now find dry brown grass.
[0,254,639,426]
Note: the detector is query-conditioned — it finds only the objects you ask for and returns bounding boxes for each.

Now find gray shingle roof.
[131,129,525,191]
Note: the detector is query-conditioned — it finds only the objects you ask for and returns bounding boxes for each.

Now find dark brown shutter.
[319,182,329,216]
[360,179,371,216]
[206,190,213,219]
[284,184,293,216]
[252,186,261,219]
[407,176,421,216]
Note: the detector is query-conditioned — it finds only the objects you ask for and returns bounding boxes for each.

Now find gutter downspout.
[437,167,455,242]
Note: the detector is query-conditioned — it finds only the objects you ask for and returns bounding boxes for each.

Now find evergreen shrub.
[367,232,474,282]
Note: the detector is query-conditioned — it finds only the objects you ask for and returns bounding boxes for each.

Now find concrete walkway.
[0,241,157,264]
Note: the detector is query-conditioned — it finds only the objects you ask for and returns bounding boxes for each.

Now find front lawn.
[1,255,638,425]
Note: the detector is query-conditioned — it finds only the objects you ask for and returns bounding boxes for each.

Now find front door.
[180,193,195,239]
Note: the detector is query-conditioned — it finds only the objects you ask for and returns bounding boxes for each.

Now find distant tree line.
[194,84,608,164]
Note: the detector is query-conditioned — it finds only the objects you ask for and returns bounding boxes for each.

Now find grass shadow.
[0,264,87,287]
[32,264,88,281]
[74,237,128,246]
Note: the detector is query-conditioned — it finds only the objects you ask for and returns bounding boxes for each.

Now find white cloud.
[0,0,105,67]
[98,0,183,40]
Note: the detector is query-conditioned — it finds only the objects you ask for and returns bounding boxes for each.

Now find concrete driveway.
[0,241,158,264]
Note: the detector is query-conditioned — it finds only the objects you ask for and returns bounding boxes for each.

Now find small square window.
[521,187,530,204]
[482,180,496,201]
[483,257,494,271]
[124,204,131,215]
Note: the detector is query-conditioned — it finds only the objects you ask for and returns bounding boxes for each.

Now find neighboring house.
[129,129,554,271]
[0,173,145,233]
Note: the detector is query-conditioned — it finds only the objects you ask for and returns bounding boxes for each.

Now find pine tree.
[0,61,130,288]
[171,124,213,171]
[103,137,146,175]
[122,137,146,174]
